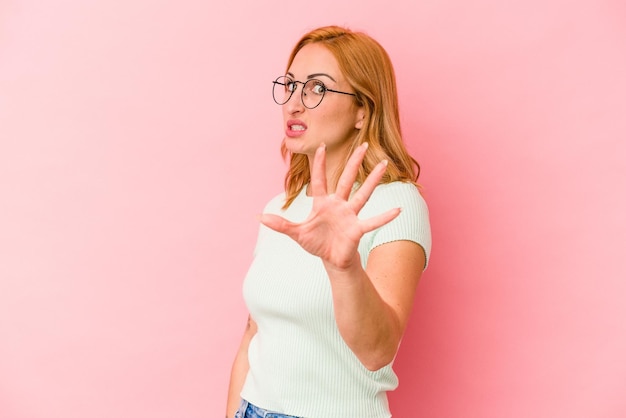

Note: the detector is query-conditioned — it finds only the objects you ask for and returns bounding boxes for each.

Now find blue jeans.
[234,399,301,418]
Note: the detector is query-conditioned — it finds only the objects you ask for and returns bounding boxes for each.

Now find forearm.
[226,317,256,418]
[324,255,403,371]
[226,345,248,418]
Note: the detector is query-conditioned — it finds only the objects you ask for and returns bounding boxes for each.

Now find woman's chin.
[283,137,316,156]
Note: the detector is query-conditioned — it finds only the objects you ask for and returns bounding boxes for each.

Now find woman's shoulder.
[369,181,425,205]
[374,181,421,194]
[358,181,428,219]
[263,191,287,214]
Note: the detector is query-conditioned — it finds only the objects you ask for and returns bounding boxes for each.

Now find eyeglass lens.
[272,76,327,109]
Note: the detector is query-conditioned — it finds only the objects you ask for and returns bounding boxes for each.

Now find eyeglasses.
[272,76,356,109]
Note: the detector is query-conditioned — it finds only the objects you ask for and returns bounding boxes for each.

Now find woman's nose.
[284,88,304,114]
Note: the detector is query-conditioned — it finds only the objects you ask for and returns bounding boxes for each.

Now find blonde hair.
[281,26,420,208]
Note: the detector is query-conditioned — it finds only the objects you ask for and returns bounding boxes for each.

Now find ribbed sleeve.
[359,182,432,269]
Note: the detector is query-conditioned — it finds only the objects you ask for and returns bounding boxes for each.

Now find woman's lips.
[286,120,307,138]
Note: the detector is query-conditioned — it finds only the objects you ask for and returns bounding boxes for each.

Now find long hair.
[281,26,420,208]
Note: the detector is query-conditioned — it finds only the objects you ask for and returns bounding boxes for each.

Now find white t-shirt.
[241,182,432,418]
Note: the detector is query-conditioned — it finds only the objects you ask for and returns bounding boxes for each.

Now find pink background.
[1,1,625,417]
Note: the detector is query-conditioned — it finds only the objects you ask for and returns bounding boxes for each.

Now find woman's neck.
[306,145,350,195]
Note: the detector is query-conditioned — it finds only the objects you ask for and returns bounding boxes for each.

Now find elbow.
[356,332,402,371]
[364,361,389,372]
[361,350,397,372]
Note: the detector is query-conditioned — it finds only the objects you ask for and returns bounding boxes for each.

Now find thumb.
[259,213,297,237]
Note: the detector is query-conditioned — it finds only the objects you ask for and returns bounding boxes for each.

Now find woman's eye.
[311,82,326,95]
[286,81,297,92]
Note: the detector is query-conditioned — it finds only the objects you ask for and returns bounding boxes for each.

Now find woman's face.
[281,43,364,161]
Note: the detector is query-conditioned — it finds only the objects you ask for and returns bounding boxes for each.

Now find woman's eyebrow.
[286,72,337,82]
[307,73,336,82]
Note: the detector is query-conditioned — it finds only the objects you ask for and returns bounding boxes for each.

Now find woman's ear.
[355,107,365,130]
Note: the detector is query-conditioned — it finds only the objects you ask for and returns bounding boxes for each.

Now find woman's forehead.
[287,43,342,81]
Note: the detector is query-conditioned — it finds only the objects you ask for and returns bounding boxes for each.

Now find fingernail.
[362,142,369,150]
[381,159,388,166]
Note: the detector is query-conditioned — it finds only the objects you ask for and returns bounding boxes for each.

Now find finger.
[259,213,298,238]
[335,142,368,200]
[349,159,388,213]
[359,207,401,233]
[309,143,327,197]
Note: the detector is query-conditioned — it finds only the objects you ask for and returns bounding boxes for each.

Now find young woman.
[226,26,432,418]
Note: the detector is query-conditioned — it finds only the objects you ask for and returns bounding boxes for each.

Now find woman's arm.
[225,315,257,418]
[324,240,425,371]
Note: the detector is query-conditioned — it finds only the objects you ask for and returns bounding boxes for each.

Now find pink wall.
[1,1,624,417]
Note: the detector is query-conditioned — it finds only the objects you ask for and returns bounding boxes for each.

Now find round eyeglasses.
[272,76,357,109]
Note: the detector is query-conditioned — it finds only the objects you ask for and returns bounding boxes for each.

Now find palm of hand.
[260,143,401,270]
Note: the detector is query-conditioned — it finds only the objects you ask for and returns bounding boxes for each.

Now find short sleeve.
[358,182,432,269]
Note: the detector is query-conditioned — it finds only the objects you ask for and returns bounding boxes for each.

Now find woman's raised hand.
[259,143,401,271]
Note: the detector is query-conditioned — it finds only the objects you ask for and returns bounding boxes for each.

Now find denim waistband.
[235,399,302,418]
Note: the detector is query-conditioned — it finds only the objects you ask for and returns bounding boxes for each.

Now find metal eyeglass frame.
[272,76,357,109]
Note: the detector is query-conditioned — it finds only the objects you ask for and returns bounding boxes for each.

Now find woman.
[226,26,431,418]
